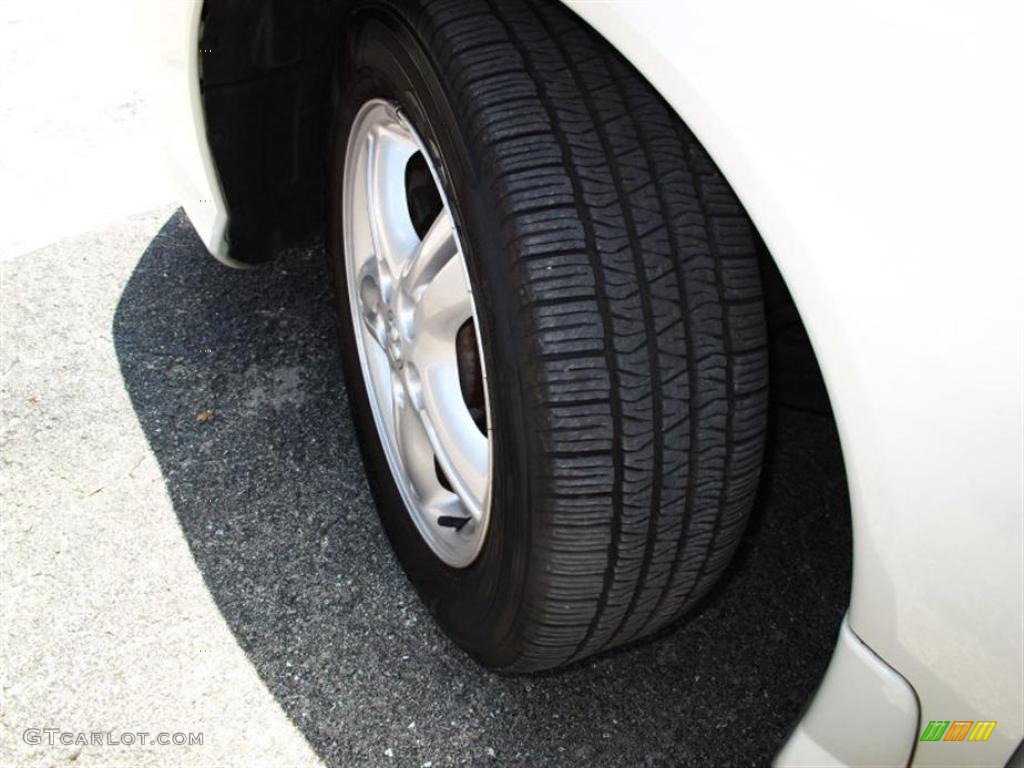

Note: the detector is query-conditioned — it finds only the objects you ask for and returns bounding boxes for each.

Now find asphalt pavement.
[1,208,851,767]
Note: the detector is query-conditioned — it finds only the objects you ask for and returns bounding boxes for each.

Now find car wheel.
[327,0,768,672]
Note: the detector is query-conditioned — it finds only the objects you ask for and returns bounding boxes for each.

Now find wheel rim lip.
[342,98,493,568]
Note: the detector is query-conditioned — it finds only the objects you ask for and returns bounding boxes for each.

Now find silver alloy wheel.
[342,99,492,568]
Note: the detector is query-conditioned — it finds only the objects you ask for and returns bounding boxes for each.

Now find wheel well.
[199,0,349,264]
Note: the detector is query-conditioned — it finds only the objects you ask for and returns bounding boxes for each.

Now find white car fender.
[563,2,1023,765]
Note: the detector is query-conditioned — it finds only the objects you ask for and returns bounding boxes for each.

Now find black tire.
[327,0,768,672]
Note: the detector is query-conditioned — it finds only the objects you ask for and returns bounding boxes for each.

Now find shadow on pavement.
[112,211,851,767]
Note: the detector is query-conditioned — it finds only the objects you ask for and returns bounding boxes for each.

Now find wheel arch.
[191,0,1024,761]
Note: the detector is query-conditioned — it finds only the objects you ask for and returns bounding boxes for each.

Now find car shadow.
[112,210,851,767]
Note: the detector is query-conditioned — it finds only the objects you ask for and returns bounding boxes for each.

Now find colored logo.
[920,721,997,742]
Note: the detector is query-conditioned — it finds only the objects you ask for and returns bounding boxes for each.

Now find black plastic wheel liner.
[199,0,350,264]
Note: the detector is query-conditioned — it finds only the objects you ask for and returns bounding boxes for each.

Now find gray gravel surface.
[2,209,851,767]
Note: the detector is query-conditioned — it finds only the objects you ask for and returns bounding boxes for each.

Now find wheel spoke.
[412,254,475,345]
[413,391,488,520]
[400,211,458,302]
[366,122,420,275]
[393,377,441,504]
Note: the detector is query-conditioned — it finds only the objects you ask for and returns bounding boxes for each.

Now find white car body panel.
[170,1,1024,764]
[774,618,919,767]
[157,0,234,265]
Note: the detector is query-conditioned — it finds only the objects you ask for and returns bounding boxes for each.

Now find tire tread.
[404,0,767,670]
